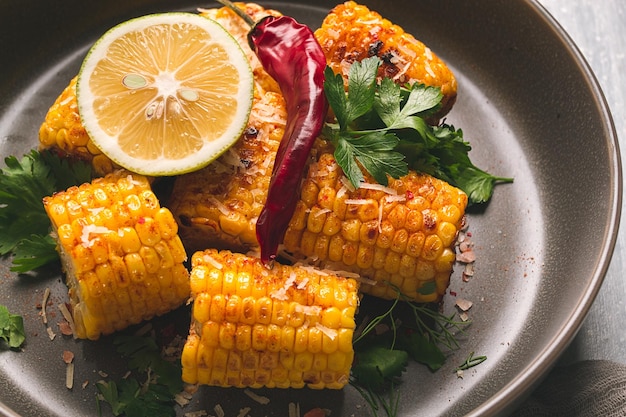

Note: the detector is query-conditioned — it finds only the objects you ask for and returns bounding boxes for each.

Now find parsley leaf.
[0,305,26,349]
[0,150,93,271]
[114,335,182,394]
[396,331,446,372]
[352,345,408,391]
[11,235,59,273]
[0,151,56,255]
[374,77,442,130]
[97,333,182,417]
[334,131,406,186]
[323,57,513,204]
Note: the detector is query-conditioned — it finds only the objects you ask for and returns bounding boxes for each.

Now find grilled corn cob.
[171,142,467,303]
[38,76,119,176]
[314,0,457,120]
[181,249,359,389]
[168,89,287,254]
[43,170,190,340]
[283,151,468,303]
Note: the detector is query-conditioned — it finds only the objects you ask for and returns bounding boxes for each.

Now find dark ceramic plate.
[0,1,620,416]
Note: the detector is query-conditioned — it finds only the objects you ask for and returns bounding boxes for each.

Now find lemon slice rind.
[76,12,254,176]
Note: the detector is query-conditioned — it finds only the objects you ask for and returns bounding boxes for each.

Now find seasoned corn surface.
[181,249,359,389]
[168,90,287,254]
[315,0,457,120]
[283,150,468,303]
[38,76,119,176]
[43,170,190,340]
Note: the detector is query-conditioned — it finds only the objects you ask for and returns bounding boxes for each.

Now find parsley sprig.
[350,287,470,417]
[0,150,92,272]
[455,351,487,371]
[0,305,26,349]
[323,57,513,204]
[96,334,183,417]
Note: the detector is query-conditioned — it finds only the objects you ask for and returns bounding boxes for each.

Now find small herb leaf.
[0,150,94,272]
[352,345,408,390]
[0,305,26,349]
[345,56,380,123]
[323,57,513,205]
[397,331,446,372]
[323,67,349,129]
[11,235,59,273]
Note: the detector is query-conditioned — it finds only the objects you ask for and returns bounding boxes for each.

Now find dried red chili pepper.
[217,0,329,265]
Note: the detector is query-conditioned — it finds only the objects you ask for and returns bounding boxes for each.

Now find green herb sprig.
[455,351,487,371]
[323,56,513,204]
[0,305,26,349]
[0,150,92,272]
[96,333,183,417]
[349,285,472,417]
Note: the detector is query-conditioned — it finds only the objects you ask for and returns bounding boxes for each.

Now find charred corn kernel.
[283,152,467,303]
[168,90,288,254]
[38,77,119,176]
[181,249,359,389]
[43,170,190,340]
[315,1,457,120]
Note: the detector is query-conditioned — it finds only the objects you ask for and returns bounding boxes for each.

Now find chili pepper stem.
[216,0,256,27]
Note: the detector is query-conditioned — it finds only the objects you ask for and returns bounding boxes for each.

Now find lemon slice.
[76,12,254,176]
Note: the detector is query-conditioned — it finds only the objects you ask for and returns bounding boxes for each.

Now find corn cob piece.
[38,76,119,176]
[282,151,468,303]
[43,170,190,340]
[181,249,359,389]
[167,89,287,254]
[314,0,457,120]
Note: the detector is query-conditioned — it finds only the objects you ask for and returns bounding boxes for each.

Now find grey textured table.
[536,0,626,366]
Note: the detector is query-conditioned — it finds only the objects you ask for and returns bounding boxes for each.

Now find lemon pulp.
[77,13,254,176]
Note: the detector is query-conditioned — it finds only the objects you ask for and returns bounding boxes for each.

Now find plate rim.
[467,1,622,415]
[0,0,622,416]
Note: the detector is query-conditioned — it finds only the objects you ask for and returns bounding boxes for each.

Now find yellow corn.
[38,76,119,176]
[167,89,287,254]
[283,151,467,303]
[43,170,190,340]
[314,1,457,120]
[171,141,467,303]
[181,249,359,389]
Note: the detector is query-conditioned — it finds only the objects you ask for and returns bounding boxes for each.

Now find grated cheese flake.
[344,198,369,205]
[384,194,406,203]
[46,326,56,340]
[65,362,75,389]
[315,323,338,340]
[358,182,397,195]
[80,224,111,248]
[203,254,224,270]
[296,277,309,290]
[41,287,50,324]
[455,298,473,312]
[236,407,252,417]
[295,305,322,316]
[289,402,301,417]
[244,388,270,405]
[183,412,208,417]
[339,176,356,192]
